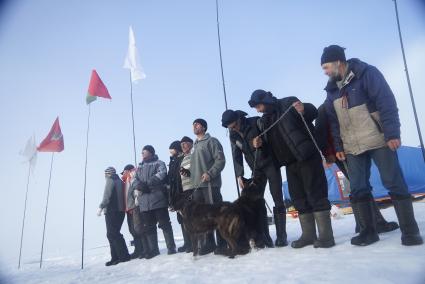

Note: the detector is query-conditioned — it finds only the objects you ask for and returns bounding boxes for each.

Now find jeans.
[346,146,409,198]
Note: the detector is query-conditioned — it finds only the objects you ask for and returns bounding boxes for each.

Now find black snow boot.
[350,194,379,246]
[261,203,274,248]
[214,231,229,255]
[372,200,399,233]
[273,206,288,247]
[130,238,143,259]
[163,227,177,255]
[199,233,216,255]
[355,200,399,234]
[178,224,193,253]
[391,194,423,246]
[313,210,335,248]
[114,236,131,263]
[291,213,317,248]
[145,232,160,259]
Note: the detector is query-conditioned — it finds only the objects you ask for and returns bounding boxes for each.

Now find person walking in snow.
[98,166,131,266]
[121,164,145,259]
[321,44,423,246]
[249,90,335,249]
[189,118,227,255]
[221,109,286,248]
[132,145,177,258]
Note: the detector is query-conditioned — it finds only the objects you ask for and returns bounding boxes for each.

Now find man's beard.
[328,63,342,82]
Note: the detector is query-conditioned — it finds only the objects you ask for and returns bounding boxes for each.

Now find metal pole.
[129,72,137,166]
[215,0,241,197]
[393,0,425,162]
[39,152,54,268]
[81,105,91,269]
[18,163,31,269]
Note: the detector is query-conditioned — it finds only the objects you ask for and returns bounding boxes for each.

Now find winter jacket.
[324,58,400,155]
[168,154,184,206]
[132,155,169,212]
[258,97,319,166]
[230,115,275,177]
[122,171,136,212]
[99,174,125,214]
[315,104,336,157]
[190,133,226,188]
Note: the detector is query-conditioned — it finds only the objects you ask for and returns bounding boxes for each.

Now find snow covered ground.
[3,201,425,284]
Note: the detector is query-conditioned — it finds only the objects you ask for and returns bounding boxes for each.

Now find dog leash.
[251,105,294,180]
[298,111,327,165]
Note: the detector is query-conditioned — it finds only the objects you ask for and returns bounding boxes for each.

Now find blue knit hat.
[248,89,276,107]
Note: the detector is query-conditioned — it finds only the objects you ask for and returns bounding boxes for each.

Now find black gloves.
[180,167,191,177]
[137,181,151,194]
[148,176,161,186]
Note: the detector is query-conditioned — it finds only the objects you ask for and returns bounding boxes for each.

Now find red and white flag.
[37,117,64,152]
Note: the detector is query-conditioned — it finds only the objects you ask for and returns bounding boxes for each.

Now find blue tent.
[283,146,425,205]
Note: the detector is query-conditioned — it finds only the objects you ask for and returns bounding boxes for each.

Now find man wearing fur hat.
[321,44,422,246]
[98,167,131,266]
[249,90,335,249]
[132,145,177,258]
[221,109,287,248]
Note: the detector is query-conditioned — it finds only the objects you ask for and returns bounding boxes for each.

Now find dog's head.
[240,177,263,200]
[172,193,193,217]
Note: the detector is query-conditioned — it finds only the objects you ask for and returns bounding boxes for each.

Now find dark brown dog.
[174,181,265,258]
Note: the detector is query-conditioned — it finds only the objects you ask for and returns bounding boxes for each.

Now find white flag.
[123,26,146,83]
[19,134,37,171]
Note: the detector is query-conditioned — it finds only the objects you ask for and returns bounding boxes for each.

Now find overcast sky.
[0,0,424,267]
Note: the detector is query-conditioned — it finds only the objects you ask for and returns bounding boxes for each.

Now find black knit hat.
[169,140,182,152]
[221,110,238,127]
[193,118,208,131]
[248,89,276,107]
[142,145,155,155]
[180,136,193,144]
[120,164,135,175]
[321,45,346,65]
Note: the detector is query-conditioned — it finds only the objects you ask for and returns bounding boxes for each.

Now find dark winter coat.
[230,115,275,177]
[99,174,125,214]
[258,97,318,166]
[315,104,336,157]
[324,58,400,155]
[132,155,169,212]
[168,154,184,206]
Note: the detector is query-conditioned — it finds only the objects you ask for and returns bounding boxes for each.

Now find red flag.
[37,117,64,152]
[86,70,111,104]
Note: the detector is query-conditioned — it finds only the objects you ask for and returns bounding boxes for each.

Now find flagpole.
[215,0,240,197]
[39,152,55,268]
[129,72,137,165]
[393,0,425,162]
[81,104,91,270]
[18,163,31,269]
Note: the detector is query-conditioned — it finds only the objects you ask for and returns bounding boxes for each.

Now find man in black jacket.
[167,140,192,253]
[221,109,287,247]
[249,89,335,249]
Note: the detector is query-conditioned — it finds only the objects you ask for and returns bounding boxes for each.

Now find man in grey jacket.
[98,167,130,266]
[189,118,227,254]
[132,145,176,258]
